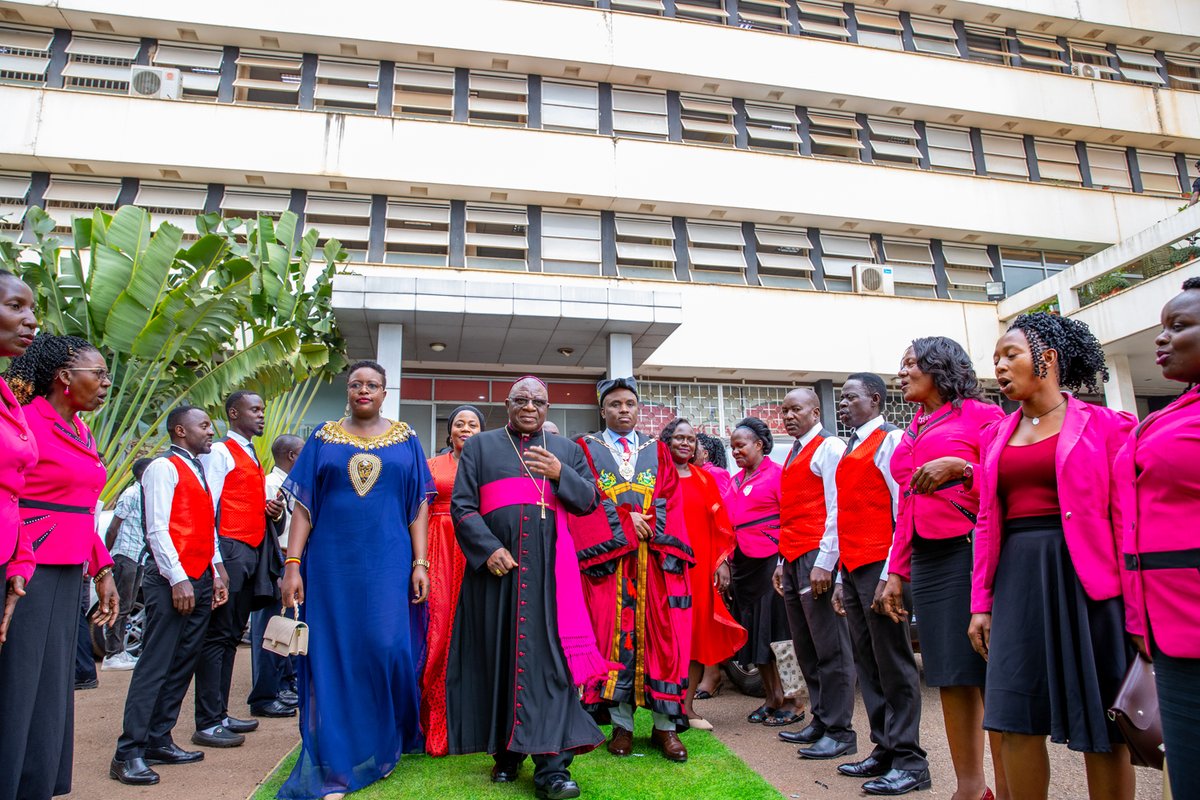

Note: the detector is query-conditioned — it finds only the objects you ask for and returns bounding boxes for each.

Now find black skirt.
[0,563,81,799]
[910,532,986,688]
[731,548,790,665]
[982,517,1129,752]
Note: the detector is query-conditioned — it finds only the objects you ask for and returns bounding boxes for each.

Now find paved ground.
[65,648,1163,799]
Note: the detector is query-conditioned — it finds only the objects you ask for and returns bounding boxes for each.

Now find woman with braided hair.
[0,332,118,800]
[968,312,1136,800]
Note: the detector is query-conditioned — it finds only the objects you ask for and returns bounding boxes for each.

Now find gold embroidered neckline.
[316,419,413,450]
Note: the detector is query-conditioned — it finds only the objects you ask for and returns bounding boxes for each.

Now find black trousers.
[103,554,141,657]
[841,561,927,771]
[0,563,79,800]
[75,577,97,683]
[115,564,213,761]
[780,549,856,742]
[1151,639,1200,798]
[495,750,574,788]
[194,537,257,729]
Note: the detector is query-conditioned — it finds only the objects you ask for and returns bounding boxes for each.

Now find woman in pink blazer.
[0,269,39,646]
[0,334,118,800]
[1118,277,1200,798]
[967,313,1135,800]
[881,336,1005,800]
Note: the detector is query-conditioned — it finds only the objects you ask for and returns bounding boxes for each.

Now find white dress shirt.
[843,414,902,582]
[265,465,293,549]
[787,422,847,572]
[200,430,261,516]
[142,445,223,586]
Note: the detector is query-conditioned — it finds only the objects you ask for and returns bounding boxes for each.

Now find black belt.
[19,499,93,515]
[1124,548,1200,571]
[734,514,780,544]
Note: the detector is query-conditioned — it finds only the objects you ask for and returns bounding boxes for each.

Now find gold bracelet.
[412,559,430,569]
[93,566,113,583]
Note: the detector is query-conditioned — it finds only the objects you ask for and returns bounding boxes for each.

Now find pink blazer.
[890,398,1004,581]
[728,458,783,559]
[18,396,111,577]
[971,394,1135,614]
[0,378,38,582]
[1117,388,1200,658]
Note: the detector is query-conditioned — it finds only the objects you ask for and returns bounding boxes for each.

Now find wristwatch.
[962,463,974,481]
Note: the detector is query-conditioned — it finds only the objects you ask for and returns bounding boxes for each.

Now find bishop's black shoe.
[536,779,582,799]
[778,722,825,745]
[798,735,857,760]
[491,762,521,783]
[862,767,932,796]
[109,757,160,785]
[837,754,891,778]
[145,742,205,765]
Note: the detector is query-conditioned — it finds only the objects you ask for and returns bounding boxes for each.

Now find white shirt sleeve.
[811,437,847,573]
[874,428,904,581]
[199,442,233,523]
[142,458,188,586]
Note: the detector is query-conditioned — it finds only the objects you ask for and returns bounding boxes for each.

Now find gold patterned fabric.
[314,420,413,450]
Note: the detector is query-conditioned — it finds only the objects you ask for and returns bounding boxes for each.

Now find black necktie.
[172,447,211,494]
[846,431,859,452]
[786,439,802,467]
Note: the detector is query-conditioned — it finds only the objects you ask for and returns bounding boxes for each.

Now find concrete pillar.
[1103,354,1137,413]
[815,379,837,433]
[376,323,404,420]
[607,333,634,379]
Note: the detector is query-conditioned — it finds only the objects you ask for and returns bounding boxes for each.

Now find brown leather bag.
[1108,656,1163,770]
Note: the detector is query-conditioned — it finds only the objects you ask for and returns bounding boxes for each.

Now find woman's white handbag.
[262,605,308,657]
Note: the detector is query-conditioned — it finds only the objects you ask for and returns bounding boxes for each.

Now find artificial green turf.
[252,715,782,800]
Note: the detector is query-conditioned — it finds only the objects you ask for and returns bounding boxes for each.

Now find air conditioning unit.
[853,263,895,296]
[1071,63,1102,79]
[128,65,182,99]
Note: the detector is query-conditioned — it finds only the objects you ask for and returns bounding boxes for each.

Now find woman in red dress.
[660,419,746,731]
[421,405,484,756]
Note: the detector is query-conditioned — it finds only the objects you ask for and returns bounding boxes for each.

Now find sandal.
[746,704,773,723]
[762,708,804,727]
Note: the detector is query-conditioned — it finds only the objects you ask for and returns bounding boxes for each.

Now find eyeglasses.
[64,367,111,381]
[348,381,384,392]
[507,396,549,409]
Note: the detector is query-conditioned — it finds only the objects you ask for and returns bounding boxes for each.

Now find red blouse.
[997,433,1060,520]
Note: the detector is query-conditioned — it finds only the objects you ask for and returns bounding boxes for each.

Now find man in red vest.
[192,391,285,747]
[772,388,856,761]
[831,374,929,796]
[111,405,229,785]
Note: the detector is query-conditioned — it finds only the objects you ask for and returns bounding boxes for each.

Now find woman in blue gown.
[280,360,433,800]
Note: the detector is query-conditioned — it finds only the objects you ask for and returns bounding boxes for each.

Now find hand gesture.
[486,547,518,577]
[523,446,562,482]
[629,511,652,541]
[910,457,967,494]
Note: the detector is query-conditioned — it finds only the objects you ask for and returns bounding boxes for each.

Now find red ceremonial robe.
[680,468,746,665]
[569,434,695,730]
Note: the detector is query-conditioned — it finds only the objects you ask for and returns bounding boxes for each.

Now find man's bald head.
[781,387,822,438]
[506,376,549,434]
[509,376,548,400]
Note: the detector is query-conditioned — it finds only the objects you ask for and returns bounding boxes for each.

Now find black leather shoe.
[75,678,99,690]
[278,689,299,707]
[799,735,857,760]
[536,779,582,800]
[251,700,297,718]
[863,767,932,796]
[838,754,891,778]
[778,722,825,745]
[491,763,520,783]
[145,742,205,765]
[110,757,160,785]
[191,726,246,748]
[223,716,259,733]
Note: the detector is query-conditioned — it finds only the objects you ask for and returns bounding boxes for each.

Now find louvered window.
[0,25,53,85]
[1016,34,1065,71]
[807,110,863,160]
[680,94,736,147]
[796,1,849,40]
[615,216,676,280]
[1135,151,1184,196]
[393,65,454,120]
[612,88,668,139]
[881,238,937,298]
[42,176,122,243]
[910,17,959,57]
[926,126,975,173]
[755,226,814,290]
[963,24,1013,66]
[745,102,801,154]
[942,243,994,301]
[981,132,1029,180]
[686,221,747,285]
[305,193,371,261]
[63,35,139,93]
[1186,156,1200,195]
[1115,48,1165,85]
[220,188,292,224]
[675,0,727,24]
[542,80,598,133]
[1166,53,1200,92]
[738,0,790,33]
[133,182,208,237]
[314,57,379,114]
[152,42,223,100]
[1034,138,1082,185]
[611,0,666,15]
[469,71,527,126]
[542,211,601,276]
[867,118,921,167]
[817,232,873,292]
[855,10,903,51]
[1068,41,1118,79]
[465,204,527,270]
[384,200,449,266]
[0,173,30,238]
[233,50,302,107]
[1085,145,1131,191]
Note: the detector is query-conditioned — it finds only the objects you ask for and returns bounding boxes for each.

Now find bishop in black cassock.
[446,376,605,800]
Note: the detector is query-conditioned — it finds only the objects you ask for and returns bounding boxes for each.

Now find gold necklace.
[506,429,549,519]
[588,432,654,482]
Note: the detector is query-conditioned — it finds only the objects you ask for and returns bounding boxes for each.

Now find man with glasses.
[447,376,606,800]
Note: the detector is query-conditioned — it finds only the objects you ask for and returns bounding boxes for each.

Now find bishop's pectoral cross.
[537,497,549,520]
